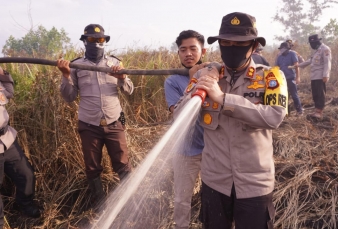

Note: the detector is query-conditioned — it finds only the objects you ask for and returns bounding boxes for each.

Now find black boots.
[18,202,41,218]
[88,177,106,210]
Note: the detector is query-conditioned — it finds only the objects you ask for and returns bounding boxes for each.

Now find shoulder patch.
[324,50,330,56]
[70,57,82,62]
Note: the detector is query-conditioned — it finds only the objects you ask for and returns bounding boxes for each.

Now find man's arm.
[291,52,300,84]
[295,62,300,84]
[297,59,311,68]
[112,62,134,95]
[164,77,183,114]
[322,47,332,83]
[57,59,79,103]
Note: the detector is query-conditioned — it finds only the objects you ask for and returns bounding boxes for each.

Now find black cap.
[278,42,291,50]
[308,34,322,43]
[207,12,266,46]
[80,24,110,42]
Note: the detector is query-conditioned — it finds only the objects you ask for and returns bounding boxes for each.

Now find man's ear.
[202,48,207,56]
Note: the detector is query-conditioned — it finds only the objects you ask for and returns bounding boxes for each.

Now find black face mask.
[84,41,105,63]
[220,43,253,69]
[181,59,202,69]
[310,41,321,50]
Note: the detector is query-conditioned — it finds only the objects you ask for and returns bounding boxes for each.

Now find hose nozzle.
[192,89,207,104]
[190,62,222,104]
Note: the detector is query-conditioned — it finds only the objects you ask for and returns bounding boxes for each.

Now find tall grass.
[0,40,337,228]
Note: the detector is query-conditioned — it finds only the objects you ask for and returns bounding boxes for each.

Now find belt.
[100,119,117,127]
[0,125,8,136]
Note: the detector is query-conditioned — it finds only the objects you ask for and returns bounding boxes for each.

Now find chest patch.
[247,75,264,90]
[203,113,212,125]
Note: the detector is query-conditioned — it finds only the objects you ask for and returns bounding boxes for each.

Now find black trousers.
[311,80,326,109]
[200,182,275,229]
[3,140,36,206]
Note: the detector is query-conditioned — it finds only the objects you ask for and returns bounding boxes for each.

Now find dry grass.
[0,42,337,228]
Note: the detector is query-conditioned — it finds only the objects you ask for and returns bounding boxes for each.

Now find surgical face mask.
[84,40,105,63]
[278,48,288,55]
[220,43,253,69]
[310,41,321,50]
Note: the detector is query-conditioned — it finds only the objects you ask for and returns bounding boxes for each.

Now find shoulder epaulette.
[256,66,264,71]
[109,54,121,61]
[70,57,82,62]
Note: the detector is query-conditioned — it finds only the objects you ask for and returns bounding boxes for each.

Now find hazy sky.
[1,0,337,55]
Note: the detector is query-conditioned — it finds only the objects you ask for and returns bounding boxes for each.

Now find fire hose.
[0,57,189,76]
[0,57,224,103]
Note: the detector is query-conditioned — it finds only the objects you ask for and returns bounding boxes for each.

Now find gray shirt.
[298,43,332,80]
[60,55,134,126]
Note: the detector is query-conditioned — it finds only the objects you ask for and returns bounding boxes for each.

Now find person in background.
[251,44,270,66]
[175,12,287,229]
[164,30,207,229]
[276,41,303,116]
[56,24,134,208]
[286,39,305,63]
[296,34,332,118]
[0,67,41,221]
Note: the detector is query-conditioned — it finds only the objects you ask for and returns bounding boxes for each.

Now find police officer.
[286,39,305,63]
[0,67,40,220]
[297,34,332,118]
[175,12,286,229]
[56,24,134,208]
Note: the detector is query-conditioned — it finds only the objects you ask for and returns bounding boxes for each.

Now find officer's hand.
[57,59,71,78]
[109,65,127,79]
[323,77,329,83]
[296,78,300,85]
[189,62,210,79]
[0,67,3,75]
[196,75,224,104]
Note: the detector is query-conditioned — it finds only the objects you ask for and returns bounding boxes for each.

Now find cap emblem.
[95,27,101,33]
[231,17,240,25]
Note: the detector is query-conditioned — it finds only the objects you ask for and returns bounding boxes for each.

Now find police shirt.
[298,43,332,81]
[60,55,134,126]
[175,60,287,198]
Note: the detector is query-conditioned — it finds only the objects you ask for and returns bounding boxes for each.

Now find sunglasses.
[87,37,106,43]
